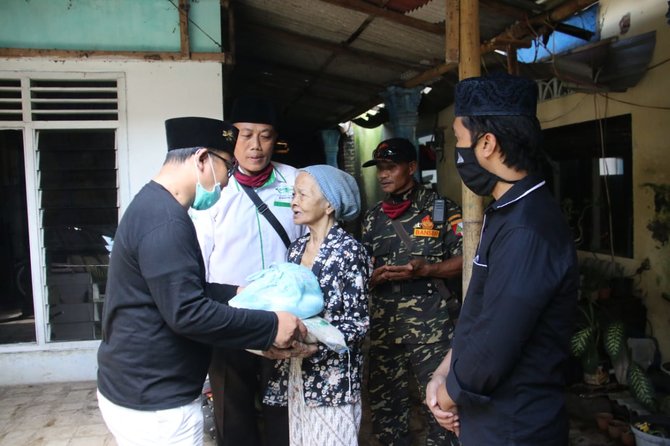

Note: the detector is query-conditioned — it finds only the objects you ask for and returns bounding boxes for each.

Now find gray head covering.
[300,165,360,221]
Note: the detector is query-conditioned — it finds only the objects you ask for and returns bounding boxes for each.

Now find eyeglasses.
[207,151,238,178]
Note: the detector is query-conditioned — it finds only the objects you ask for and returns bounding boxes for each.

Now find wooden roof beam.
[484,0,599,52]
[0,48,231,63]
[405,0,597,87]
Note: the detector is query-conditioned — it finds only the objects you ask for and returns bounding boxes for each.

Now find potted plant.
[570,299,610,385]
[570,299,657,409]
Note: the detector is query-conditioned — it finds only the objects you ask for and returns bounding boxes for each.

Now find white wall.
[0,58,222,385]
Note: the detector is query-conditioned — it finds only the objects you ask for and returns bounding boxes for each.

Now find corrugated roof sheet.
[228,0,588,133]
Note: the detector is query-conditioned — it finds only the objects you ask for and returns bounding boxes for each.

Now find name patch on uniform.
[274,185,293,207]
[414,214,439,237]
[414,228,440,237]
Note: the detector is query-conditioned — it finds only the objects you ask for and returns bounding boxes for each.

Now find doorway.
[0,130,36,343]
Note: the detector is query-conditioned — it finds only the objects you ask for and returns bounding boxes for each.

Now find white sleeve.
[190,207,216,281]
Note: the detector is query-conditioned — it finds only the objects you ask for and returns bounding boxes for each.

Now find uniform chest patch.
[414,215,440,237]
[274,185,293,207]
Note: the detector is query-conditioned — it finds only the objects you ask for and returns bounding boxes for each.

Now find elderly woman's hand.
[261,341,318,360]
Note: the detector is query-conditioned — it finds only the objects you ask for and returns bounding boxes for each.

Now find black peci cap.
[454,72,538,117]
[230,96,277,127]
[362,137,417,168]
[165,117,238,154]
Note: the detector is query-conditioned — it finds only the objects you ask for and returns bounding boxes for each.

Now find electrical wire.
[166,0,223,50]
[593,93,617,263]
[539,94,589,123]
[647,57,670,71]
[596,93,670,111]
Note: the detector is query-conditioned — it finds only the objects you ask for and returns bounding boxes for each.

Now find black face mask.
[454,144,503,197]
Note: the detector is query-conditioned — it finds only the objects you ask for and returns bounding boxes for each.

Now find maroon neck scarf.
[381,200,411,219]
[381,185,415,219]
[234,163,273,188]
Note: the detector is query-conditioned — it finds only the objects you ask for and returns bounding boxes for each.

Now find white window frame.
[0,70,128,351]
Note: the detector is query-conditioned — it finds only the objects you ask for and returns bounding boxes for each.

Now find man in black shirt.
[426,74,578,445]
[97,117,308,446]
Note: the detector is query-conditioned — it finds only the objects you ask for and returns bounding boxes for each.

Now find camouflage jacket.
[361,186,463,344]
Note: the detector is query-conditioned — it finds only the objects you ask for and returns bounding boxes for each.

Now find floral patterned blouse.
[263,223,371,407]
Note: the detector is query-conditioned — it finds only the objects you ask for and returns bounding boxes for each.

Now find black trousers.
[209,347,289,446]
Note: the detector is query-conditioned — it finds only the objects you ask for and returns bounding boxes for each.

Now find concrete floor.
[0,381,216,446]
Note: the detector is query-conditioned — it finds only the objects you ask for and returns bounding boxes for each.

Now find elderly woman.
[263,164,371,446]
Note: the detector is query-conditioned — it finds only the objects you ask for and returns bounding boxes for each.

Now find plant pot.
[632,415,670,446]
[595,412,614,431]
[609,419,628,439]
[584,365,610,386]
[631,425,670,446]
[598,287,612,300]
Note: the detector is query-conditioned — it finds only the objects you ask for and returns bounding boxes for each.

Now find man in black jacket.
[426,73,579,445]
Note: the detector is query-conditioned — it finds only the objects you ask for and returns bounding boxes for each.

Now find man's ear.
[194,148,210,167]
[408,160,418,176]
[480,133,498,158]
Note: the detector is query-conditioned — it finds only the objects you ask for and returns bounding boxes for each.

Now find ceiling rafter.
[405,0,596,88]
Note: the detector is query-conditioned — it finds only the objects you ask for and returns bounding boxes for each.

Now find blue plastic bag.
[228,263,324,319]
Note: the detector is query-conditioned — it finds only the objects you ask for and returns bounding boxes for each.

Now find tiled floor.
[0,381,113,446]
[0,381,216,446]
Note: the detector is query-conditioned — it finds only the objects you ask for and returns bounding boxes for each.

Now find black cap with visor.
[362,137,417,168]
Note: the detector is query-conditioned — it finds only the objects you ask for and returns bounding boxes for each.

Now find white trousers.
[97,390,204,446]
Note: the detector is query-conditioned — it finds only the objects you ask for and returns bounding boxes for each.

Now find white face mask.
[191,155,221,211]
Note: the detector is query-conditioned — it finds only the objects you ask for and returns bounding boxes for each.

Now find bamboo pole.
[459,0,483,298]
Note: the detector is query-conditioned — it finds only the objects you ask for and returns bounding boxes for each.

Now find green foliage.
[627,362,657,412]
[604,321,626,359]
[571,326,595,357]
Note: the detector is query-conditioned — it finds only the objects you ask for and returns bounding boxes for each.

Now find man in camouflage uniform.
[361,137,462,446]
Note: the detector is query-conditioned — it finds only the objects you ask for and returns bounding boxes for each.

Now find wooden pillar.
[445,0,459,64]
[178,0,191,59]
[459,0,483,298]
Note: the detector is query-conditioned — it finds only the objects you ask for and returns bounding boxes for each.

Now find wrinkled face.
[233,122,276,174]
[375,160,416,194]
[291,172,331,226]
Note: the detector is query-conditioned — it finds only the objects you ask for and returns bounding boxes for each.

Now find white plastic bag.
[303,316,348,354]
[228,263,324,319]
